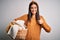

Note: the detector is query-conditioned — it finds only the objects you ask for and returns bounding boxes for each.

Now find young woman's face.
[30,4,37,15]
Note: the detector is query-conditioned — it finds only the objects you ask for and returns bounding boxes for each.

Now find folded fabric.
[15,20,26,29]
[7,20,26,39]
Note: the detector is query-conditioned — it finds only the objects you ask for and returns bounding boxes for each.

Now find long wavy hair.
[27,1,40,24]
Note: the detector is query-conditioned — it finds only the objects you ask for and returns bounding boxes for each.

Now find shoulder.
[20,13,28,17]
[14,13,28,21]
[22,14,28,16]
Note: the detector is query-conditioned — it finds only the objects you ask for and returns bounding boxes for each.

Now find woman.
[6,1,51,40]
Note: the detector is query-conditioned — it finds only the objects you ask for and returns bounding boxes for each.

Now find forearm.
[42,22,51,32]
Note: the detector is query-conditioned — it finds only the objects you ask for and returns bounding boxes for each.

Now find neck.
[32,14,35,18]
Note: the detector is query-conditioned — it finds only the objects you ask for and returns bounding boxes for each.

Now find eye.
[34,7,37,9]
[31,7,33,9]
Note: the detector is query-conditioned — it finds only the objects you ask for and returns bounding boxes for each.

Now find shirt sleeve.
[40,16,51,32]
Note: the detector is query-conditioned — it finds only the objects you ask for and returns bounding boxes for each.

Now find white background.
[0,0,60,40]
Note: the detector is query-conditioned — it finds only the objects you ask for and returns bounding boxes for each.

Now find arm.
[6,14,27,33]
[14,14,27,21]
[40,16,51,32]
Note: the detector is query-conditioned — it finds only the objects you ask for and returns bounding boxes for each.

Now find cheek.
[34,9,37,11]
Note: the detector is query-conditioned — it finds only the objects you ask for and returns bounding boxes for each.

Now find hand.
[38,19,43,25]
[11,20,16,24]
[16,29,27,39]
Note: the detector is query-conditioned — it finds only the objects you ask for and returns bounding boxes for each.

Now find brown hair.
[27,1,40,23]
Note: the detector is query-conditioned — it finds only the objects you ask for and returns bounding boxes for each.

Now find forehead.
[31,4,37,7]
